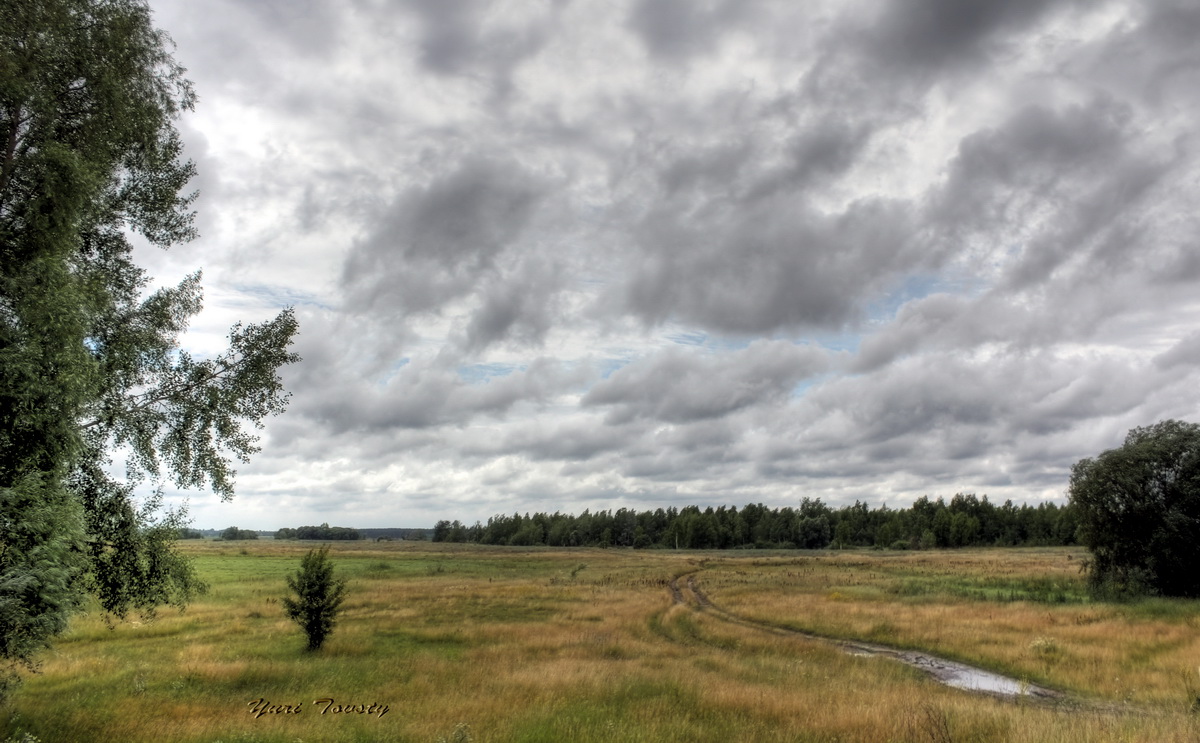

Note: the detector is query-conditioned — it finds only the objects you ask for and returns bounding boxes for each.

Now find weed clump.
[436,722,472,743]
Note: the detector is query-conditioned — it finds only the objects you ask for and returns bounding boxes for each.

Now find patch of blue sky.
[457,362,524,385]
[597,357,629,380]
[788,272,971,371]
[665,330,709,347]
[230,283,333,310]
[866,269,993,326]
[864,273,947,325]
[376,357,409,387]
[664,331,753,353]
[805,331,861,354]
[790,373,834,400]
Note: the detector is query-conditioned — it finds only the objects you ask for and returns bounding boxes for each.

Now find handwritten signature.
[248,698,390,719]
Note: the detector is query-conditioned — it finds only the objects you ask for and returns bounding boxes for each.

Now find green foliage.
[282,546,348,652]
[293,523,361,540]
[0,0,298,694]
[219,526,259,541]
[71,452,204,618]
[0,475,87,693]
[432,496,1078,551]
[1069,420,1200,598]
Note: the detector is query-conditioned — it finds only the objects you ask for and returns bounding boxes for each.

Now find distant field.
[3,543,1199,742]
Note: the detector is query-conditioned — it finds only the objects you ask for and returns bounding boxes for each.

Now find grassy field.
[3,542,1199,742]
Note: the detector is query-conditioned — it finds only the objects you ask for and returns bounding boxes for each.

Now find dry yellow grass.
[701,549,1200,709]
[2,542,1198,742]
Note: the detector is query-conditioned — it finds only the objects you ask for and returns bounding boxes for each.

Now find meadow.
[3,542,1199,742]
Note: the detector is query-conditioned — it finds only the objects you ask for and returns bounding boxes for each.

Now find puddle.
[841,641,1058,699]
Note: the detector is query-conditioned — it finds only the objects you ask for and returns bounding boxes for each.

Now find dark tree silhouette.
[1070,420,1200,597]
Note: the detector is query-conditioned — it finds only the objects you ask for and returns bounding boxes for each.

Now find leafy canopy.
[1,0,299,691]
[1069,420,1200,598]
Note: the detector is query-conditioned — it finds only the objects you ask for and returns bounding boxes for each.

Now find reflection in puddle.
[843,642,1056,698]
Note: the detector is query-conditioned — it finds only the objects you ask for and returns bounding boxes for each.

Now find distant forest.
[178,526,431,541]
[275,524,362,541]
[432,495,1079,550]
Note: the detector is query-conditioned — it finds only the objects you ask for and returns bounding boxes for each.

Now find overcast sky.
[138,0,1200,530]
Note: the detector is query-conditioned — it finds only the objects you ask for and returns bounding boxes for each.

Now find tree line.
[275,524,362,541]
[432,494,1078,550]
[179,524,367,541]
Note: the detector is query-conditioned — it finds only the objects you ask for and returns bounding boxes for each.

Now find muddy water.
[841,641,1059,698]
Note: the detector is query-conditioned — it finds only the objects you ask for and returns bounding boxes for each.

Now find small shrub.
[282,545,347,651]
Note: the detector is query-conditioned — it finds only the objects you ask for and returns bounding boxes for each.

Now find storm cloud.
[143,0,1200,528]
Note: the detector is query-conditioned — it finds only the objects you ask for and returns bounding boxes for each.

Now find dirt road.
[666,571,1063,702]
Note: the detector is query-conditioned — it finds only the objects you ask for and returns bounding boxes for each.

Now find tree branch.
[80,357,237,431]
[0,104,27,197]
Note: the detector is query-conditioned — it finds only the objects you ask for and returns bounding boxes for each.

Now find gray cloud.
[292,349,585,436]
[342,156,546,317]
[461,416,632,463]
[755,346,1192,496]
[924,97,1174,293]
[623,196,917,333]
[404,0,484,75]
[584,340,826,423]
[626,0,759,60]
[1155,331,1200,371]
[461,256,565,351]
[143,0,1200,528]
[227,0,346,55]
[401,0,563,103]
[865,0,1066,72]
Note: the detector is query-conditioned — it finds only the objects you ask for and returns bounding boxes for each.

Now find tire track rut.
[667,571,1065,703]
